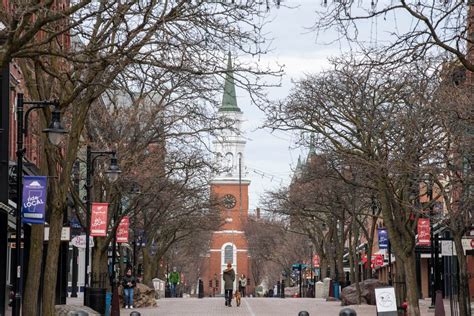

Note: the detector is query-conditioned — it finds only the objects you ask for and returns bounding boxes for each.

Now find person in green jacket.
[169,267,180,297]
[223,262,235,307]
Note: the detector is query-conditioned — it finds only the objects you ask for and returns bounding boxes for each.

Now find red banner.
[116,216,129,243]
[362,254,384,267]
[417,218,431,246]
[375,254,384,266]
[313,255,320,268]
[90,203,108,236]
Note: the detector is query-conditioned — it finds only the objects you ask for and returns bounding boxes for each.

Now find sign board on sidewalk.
[375,287,397,316]
[71,235,94,248]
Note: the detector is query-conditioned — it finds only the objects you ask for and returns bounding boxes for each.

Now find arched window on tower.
[225,152,234,174]
[224,245,233,264]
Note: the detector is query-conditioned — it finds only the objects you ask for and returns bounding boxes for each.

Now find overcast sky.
[235,0,410,211]
[237,1,339,212]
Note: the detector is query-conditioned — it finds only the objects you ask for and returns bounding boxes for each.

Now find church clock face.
[222,194,237,209]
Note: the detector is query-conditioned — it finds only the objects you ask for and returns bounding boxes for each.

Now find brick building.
[199,53,253,297]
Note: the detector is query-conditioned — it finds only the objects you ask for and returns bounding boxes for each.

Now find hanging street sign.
[116,216,129,243]
[22,176,47,224]
[417,219,430,246]
[90,202,108,236]
[378,228,389,249]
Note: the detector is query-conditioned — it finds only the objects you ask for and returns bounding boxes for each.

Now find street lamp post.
[13,93,67,316]
[427,180,440,308]
[309,241,314,298]
[84,145,121,304]
[110,210,119,315]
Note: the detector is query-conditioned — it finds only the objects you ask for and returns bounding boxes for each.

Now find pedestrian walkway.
[62,296,464,315]
[119,298,376,315]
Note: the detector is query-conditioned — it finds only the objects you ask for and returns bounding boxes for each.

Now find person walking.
[223,262,235,307]
[122,268,136,309]
[169,267,180,298]
[239,274,247,297]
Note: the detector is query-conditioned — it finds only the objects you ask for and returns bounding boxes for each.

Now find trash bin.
[105,292,112,316]
[333,282,340,299]
[85,287,106,315]
[198,279,204,298]
[165,284,171,298]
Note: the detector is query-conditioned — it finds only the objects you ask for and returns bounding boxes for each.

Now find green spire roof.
[219,52,241,113]
[309,133,316,155]
[296,156,302,170]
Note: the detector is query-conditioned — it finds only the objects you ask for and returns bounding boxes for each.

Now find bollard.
[130,312,141,316]
[339,308,357,316]
[298,311,310,316]
[67,311,89,316]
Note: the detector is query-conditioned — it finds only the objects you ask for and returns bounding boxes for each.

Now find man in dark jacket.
[122,268,136,309]
[223,262,235,307]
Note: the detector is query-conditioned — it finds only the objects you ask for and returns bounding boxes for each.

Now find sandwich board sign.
[375,287,397,316]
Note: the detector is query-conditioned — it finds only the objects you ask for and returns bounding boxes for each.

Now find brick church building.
[200,53,253,297]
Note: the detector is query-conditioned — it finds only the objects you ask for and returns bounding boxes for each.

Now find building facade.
[200,53,253,297]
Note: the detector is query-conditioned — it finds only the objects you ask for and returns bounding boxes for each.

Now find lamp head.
[43,105,67,145]
[105,152,121,182]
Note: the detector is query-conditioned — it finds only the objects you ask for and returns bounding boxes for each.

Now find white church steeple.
[212,53,250,184]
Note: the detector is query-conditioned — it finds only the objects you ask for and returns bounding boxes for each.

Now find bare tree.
[429,66,474,315]
[9,1,280,313]
[313,1,474,72]
[264,56,444,315]
[245,216,308,291]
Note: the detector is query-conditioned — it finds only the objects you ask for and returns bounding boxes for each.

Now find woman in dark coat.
[223,262,235,307]
[122,267,137,309]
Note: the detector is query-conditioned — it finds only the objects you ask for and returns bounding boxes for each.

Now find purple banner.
[22,176,47,224]
[378,228,388,249]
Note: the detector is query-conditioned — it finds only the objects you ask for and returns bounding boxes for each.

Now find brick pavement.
[62,296,460,316]
[120,297,376,316]
[5,294,464,315]
[119,297,459,316]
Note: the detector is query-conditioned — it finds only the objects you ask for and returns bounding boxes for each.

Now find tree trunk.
[404,254,421,316]
[366,237,374,279]
[453,233,471,316]
[351,220,361,303]
[348,228,355,284]
[41,203,64,316]
[142,247,154,286]
[142,247,161,287]
[23,224,44,316]
[319,256,328,280]
[328,251,336,280]
[92,237,110,289]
